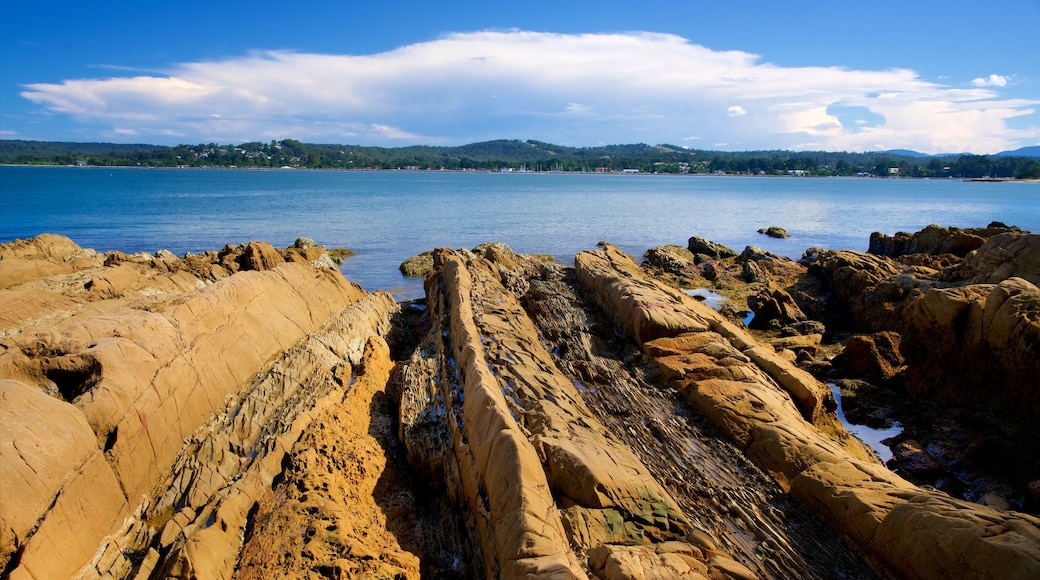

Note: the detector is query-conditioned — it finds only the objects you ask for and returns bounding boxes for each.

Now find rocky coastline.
[1,227,1038,579]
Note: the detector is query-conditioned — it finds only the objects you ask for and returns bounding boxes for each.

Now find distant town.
[2,138,1038,179]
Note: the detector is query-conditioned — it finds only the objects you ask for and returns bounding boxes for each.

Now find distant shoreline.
[3,138,1037,179]
[5,164,1037,181]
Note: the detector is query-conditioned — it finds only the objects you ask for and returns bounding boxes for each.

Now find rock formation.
[808,227,1040,415]
[3,232,1039,579]
[575,243,1040,579]
[646,224,1040,516]
[0,235,399,579]
[867,223,1018,259]
[756,227,788,239]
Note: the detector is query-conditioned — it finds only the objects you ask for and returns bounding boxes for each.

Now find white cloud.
[971,74,1008,87]
[18,31,1040,152]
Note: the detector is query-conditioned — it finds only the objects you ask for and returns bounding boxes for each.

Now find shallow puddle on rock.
[829,383,902,462]
[684,288,727,309]
[684,288,753,325]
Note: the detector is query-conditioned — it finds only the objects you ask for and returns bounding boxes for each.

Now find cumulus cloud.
[18,31,1040,152]
[972,74,1008,87]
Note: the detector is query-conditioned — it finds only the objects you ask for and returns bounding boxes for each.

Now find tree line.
[2,138,1038,179]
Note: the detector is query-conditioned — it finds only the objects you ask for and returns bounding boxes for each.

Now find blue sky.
[2,0,1037,153]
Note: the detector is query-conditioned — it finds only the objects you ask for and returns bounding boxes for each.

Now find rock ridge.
[4,233,1039,579]
[0,235,399,579]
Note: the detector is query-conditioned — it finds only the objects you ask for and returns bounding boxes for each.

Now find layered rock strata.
[233,336,423,580]
[5,232,1040,579]
[576,243,1040,579]
[399,247,758,578]
[0,235,399,579]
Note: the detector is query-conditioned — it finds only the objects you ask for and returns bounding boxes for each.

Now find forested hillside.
[2,138,1038,178]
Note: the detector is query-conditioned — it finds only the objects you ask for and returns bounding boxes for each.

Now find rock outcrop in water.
[2,232,1039,579]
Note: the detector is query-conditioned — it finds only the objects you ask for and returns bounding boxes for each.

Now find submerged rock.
[757,226,789,239]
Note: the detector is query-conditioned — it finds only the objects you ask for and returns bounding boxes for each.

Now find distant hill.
[996,146,1040,160]
[884,149,972,158]
[0,139,164,157]
[884,149,930,158]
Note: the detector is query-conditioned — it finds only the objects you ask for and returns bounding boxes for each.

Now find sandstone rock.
[326,248,355,264]
[868,224,994,258]
[767,333,822,360]
[292,236,318,249]
[520,260,875,578]
[757,226,789,238]
[644,244,694,275]
[779,320,826,337]
[746,288,807,330]
[945,231,1040,286]
[0,233,94,262]
[91,288,397,580]
[399,250,434,277]
[808,250,908,331]
[901,277,1040,415]
[0,380,129,575]
[576,244,856,441]
[576,243,1040,578]
[8,231,1040,580]
[701,261,720,282]
[0,256,79,291]
[808,228,1040,420]
[239,240,286,271]
[736,246,807,287]
[741,260,765,283]
[688,236,737,259]
[870,494,1040,579]
[891,439,946,480]
[0,235,397,579]
[586,542,757,580]
[283,243,337,269]
[400,246,729,576]
[234,336,423,580]
[401,249,589,577]
[832,332,905,384]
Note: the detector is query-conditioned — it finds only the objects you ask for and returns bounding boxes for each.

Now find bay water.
[2,166,1038,300]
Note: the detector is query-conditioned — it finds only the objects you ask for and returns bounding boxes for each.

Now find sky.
[2,0,1038,154]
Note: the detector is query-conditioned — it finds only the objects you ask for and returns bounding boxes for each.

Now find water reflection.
[828,383,902,462]
[684,288,754,326]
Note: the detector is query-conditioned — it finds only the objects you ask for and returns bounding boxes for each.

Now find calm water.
[2,166,1038,299]
[829,384,903,463]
